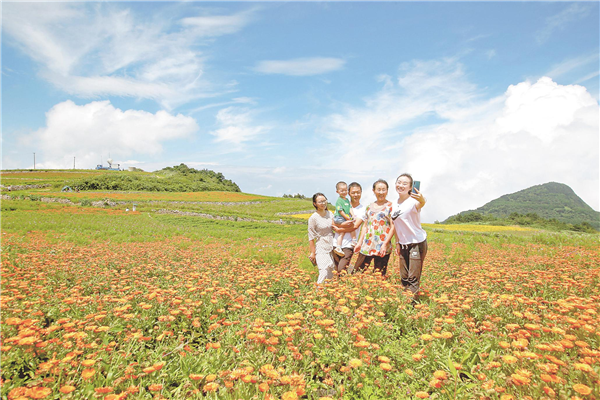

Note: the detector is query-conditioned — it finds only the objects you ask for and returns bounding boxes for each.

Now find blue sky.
[2,1,599,222]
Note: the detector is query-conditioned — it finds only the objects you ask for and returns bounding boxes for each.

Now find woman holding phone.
[308,193,335,284]
[391,173,427,303]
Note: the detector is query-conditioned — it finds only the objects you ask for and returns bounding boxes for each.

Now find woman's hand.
[410,188,426,209]
[308,252,316,264]
[353,243,361,253]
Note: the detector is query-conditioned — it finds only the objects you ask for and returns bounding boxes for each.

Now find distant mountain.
[445,182,600,230]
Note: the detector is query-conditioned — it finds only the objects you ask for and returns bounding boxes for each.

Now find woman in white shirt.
[308,193,335,284]
[391,174,427,302]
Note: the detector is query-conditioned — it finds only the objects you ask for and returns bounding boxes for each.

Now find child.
[333,181,356,256]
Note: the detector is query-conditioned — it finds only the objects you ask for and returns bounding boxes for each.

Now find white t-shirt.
[391,197,427,244]
[334,204,366,249]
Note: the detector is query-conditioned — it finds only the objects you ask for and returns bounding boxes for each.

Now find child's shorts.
[333,215,346,224]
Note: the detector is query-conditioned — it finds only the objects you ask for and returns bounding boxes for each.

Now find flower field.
[2,214,599,400]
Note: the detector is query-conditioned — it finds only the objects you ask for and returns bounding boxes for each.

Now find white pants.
[316,251,334,284]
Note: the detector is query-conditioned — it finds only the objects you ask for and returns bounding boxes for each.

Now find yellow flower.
[502,355,518,364]
[433,370,448,380]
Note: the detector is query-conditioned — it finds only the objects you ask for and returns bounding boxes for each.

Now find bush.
[65,165,241,193]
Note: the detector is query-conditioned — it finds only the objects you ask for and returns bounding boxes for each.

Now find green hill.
[57,164,240,193]
[445,182,600,230]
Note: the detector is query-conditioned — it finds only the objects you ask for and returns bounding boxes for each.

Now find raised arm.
[410,188,427,211]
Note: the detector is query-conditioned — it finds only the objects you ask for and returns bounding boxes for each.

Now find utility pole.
[74,157,76,170]
[33,153,36,169]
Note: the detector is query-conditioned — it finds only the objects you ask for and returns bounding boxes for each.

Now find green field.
[1,171,599,400]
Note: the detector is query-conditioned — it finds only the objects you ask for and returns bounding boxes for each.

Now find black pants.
[398,240,428,294]
[353,253,391,277]
[332,248,354,274]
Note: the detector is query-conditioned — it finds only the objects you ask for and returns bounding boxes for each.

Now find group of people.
[307,174,427,301]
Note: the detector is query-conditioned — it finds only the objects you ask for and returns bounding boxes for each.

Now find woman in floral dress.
[353,179,395,277]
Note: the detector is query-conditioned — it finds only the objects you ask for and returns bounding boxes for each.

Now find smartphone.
[412,181,421,194]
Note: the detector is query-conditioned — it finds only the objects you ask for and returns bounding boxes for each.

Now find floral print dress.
[360,201,393,256]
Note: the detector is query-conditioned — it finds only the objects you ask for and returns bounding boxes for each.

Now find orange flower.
[281,391,298,400]
[59,385,76,394]
[415,391,430,398]
[502,355,518,364]
[380,363,392,371]
[259,382,269,392]
[206,374,217,382]
[203,382,220,392]
[82,368,96,379]
[148,384,163,392]
[574,363,594,373]
[348,358,363,368]
[412,354,424,362]
[94,387,113,394]
[28,387,52,399]
[573,384,591,395]
[81,359,97,367]
[152,361,165,371]
[433,370,448,380]
[8,387,29,399]
[190,374,204,381]
[429,378,442,388]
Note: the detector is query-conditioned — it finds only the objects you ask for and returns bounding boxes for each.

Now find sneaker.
[333,247,345,256]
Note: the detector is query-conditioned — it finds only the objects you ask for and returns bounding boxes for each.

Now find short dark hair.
[372,179,388,190]
[335,181,347,190]
[348,182,362,191]
[312,192,327,209]
[396,173,413,186]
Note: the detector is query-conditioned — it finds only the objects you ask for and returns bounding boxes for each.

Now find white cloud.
[21,100,198,169]
[319,58,599,221]
[209,107,269,146]
[254,57,346,76]
[3,3,254,108]
[536,4,592,44]
[180,11,254,36]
